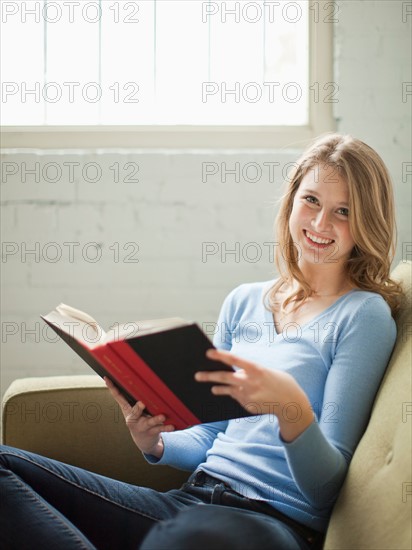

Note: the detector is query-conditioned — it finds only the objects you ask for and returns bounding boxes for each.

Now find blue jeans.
[0,445,323,550]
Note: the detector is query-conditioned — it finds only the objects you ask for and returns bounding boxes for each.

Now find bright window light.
[0,0,309,126]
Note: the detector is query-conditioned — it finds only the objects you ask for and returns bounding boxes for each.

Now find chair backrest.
[324,261,412,550]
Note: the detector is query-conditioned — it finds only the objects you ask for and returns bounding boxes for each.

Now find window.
[0,0,336,147]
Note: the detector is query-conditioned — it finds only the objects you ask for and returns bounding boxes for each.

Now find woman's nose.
[312,209,332,231]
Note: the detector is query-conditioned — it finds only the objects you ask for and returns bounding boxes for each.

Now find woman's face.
[289,163,355,266]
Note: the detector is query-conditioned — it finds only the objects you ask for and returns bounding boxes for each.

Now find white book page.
[45,305,189,346]
[43,308,106,347]
[55,304,102,332]
[104,317,189,343]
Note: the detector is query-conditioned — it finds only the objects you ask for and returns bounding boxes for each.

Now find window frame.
[1,4,335,149]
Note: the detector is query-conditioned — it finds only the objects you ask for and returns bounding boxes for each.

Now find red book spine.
[90,345,145,401]
[108,340,200,428]
[92,345,188,430]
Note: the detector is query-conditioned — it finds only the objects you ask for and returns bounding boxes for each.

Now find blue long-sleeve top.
[146,280,397,532]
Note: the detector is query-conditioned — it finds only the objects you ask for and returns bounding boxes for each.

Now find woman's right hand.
[104,377,175,458]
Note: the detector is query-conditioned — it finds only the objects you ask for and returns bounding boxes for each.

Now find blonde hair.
[265,133,403,316]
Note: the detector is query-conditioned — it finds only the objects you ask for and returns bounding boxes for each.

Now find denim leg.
[0,445,200,550]
[140,504,312,550]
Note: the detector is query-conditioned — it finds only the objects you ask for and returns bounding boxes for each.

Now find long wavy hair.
[265,133,404,316]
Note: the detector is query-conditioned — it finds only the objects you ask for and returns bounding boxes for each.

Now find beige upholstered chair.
[2,261,411,549]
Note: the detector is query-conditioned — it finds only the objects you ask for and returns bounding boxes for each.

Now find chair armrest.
[1,374,188,490]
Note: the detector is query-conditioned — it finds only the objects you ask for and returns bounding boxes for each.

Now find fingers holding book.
[104,376,151,422]
[104,376,174,458]
[104,376,135,414]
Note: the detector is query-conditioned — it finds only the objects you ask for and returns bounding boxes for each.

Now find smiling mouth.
[304,230,335,246]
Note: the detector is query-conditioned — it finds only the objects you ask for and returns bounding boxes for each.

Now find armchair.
[2,261,411,549]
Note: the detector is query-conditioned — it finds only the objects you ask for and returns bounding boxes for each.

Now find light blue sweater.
[148,280,397,532]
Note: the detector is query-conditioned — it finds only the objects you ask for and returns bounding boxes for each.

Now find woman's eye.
[337,208,349,217]
[304,195,318,205]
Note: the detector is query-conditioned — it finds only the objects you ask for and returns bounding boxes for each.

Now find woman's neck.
[293,261,353,297]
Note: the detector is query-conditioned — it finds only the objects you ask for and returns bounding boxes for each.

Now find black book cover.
[125,323,252,423]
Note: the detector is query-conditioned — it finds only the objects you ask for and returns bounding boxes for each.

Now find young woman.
[0,134,403,550]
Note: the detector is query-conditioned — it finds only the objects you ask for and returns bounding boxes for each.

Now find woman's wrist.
[277,391,315,443]
[148,436,165,459]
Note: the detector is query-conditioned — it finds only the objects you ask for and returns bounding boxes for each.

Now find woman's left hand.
[195,348,315,441]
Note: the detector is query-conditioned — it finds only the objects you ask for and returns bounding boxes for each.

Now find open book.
[41,304,251,429]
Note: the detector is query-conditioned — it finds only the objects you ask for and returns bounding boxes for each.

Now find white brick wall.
[1,0,411,394]
[334,0,411,276]
[1,150,293,391]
